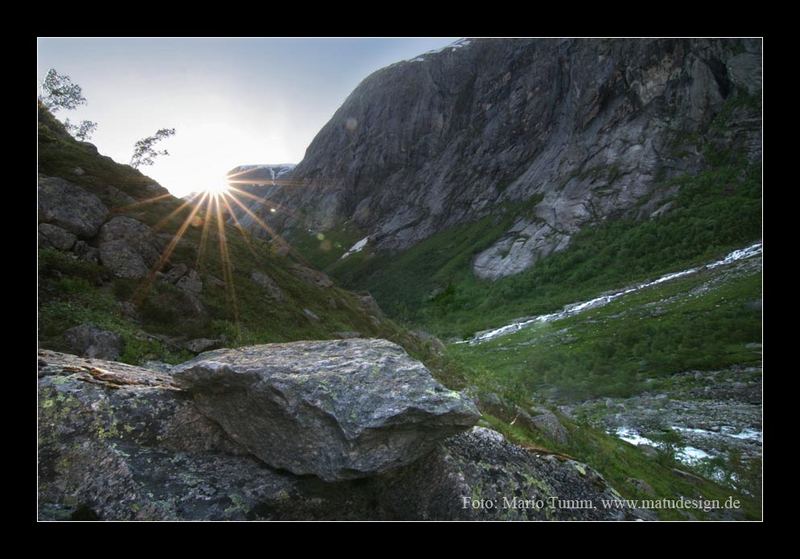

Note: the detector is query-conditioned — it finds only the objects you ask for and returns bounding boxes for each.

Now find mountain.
[222,163,296,230]
[227,163,296,184]
[244,38,761,338]
[36,36,763,519]
[262,39,760,282]
[225,38,762,513]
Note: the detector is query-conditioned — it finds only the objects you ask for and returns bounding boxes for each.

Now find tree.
[64,118,98,141]
[130,128,176,169]
[39,69,87,113]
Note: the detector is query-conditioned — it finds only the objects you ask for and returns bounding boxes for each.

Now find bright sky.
[37,37,459,196]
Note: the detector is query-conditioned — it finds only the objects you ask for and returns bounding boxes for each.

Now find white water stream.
[458,242,762,345]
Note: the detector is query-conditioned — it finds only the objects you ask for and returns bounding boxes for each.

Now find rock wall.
[258,38,762,279]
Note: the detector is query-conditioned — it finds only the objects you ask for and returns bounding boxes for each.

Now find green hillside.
[37,103,442,370]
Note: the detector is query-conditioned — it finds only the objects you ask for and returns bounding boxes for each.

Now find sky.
[37,37,459,196]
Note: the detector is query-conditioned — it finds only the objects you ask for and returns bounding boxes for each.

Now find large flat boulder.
[172,338,480,481]
[37,351,264,521]
[38,350,645,520]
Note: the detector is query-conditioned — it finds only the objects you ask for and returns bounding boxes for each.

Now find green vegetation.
[324,153,760,340]
[38,102,162,204]
[285,222,366,270]
[38,249,193,364]
[447,256,762,517]
[448,264,761,402]
[327,212,518,327]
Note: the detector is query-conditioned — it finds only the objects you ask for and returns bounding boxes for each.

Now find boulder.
[356,291,385,318]
[175,269,203,295]
[172,339,480,481]
[37,351,255,521]
[101,185,137,207]
[373,427,639,520]
[141,360,174,374]
[626,477,656,496]
[183,338,222,353]
[250,270,286,301]
[289,263,333,288]
[162,263,188,284]
[522,406,570,446]
[63,324,124,360]
[98,216,164,279]
[38,223,77,251]
[38,351,640,521]
[412,330,447,355]
[72,240,100,263]
[38,175,109,238]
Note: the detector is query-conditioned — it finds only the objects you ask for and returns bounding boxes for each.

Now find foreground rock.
[172,339,480,481]
[38,350,638,520]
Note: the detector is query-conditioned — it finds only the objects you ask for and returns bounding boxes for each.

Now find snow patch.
[340,237,369,260]
[407,38,473,63]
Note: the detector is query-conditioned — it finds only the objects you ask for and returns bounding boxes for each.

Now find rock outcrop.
[252,38,761,280]
[38,349,638,520]
[63,323,125,360]
[97,216,165,279]
[250,270,286,301]
[38,223,77,251]
[172,338,480,481]
[38,175,109,238]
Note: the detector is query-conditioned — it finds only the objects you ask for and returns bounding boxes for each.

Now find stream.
[459,241,763,345]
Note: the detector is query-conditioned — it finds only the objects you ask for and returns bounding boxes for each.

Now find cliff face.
[260,38,762,279]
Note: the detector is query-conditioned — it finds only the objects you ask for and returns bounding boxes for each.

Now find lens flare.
[205,182,231,195]
[128,169,338,342]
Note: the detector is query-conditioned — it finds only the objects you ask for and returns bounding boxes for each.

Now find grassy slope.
[458,260,762,519]
[38,104,445,372]
[449,267,762,402]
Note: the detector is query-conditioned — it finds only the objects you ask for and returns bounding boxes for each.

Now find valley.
[37,37,763,521]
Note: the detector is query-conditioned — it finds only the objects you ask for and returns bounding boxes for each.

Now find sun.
[205,182,231,196]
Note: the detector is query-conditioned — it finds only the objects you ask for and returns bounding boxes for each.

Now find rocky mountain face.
[223,163,296,230]
[38,345,639,520]
[255,38,762,279]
